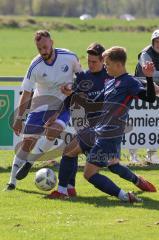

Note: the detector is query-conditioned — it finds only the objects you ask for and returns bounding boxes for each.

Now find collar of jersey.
[44,49,57,66]
[115,72,128,80]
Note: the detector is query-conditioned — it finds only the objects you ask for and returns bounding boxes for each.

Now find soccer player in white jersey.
[5,30,81,190]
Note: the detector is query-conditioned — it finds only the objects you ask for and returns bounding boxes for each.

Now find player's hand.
[60,83,73,96]
[12,119,23,136]
[142,61,155,77]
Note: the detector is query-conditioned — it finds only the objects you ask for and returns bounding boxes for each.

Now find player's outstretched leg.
[87,173,142,203]
[84,162,142,203]
[108,163,157,192]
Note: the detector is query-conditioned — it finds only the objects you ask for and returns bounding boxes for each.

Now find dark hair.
[87,42,105,56]
[102,46,127,65]
[35,30,51,42]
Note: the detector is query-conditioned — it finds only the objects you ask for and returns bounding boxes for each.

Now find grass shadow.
[17,188,45,196]
[13,187,159,211]
[0,166,12,173]
[68,194,159,210]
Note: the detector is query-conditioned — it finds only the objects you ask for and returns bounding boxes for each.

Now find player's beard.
[42,48,54,61]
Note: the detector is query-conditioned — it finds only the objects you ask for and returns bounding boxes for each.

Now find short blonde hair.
[102,46,127,65]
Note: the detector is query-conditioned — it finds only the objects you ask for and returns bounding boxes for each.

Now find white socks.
[57,184,75,195]
[9,156,26,186]
[67,184,74,189]
[58,185,68,195]
[118,189,128,201]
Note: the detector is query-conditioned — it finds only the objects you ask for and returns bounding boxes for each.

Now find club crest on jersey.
[61,64,69,72]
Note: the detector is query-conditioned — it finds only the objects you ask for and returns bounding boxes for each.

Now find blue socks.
[88,173,121,197]
[68,157,78,186]
[108,163,138,184]
[58,155,78,187]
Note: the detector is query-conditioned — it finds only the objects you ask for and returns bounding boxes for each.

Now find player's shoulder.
[127,74,140,82]
[29,54,43,68]
[118,73,134,85]
[26,55,43,79]
[31,54,43,64]
[125,74,143,88]
[56,48,78,60]
[75,70,90,80]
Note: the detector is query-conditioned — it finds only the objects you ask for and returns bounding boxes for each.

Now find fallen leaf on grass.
[116,219,128,223]
[14,224,22,227]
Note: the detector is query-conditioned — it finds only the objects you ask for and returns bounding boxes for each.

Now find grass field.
[0,16,156,75]
[1,154,159,240]
[1,17,159,240]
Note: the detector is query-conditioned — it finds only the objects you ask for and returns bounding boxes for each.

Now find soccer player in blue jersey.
[47,45,156,202]
[45,42,113,197]
[5,30,81,191]
[79,47,156,202]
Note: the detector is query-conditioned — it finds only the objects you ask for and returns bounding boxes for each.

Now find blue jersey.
[103,73,143,105]
[74,67,112,122]
[95,73,144,137]
[75,67,111,101]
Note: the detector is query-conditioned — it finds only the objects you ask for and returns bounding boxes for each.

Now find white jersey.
[21,48,81,111]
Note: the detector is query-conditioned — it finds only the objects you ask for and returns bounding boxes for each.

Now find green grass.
[1,152,159,240]
[0,28,151,75]
[0,15,156,75]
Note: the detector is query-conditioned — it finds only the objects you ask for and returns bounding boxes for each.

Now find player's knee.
[63,144,80,158]
[108,163,119,173]
[83,171,89,180]
[83,169,93,180]
[22,137,37,152]
[63,147,74,157]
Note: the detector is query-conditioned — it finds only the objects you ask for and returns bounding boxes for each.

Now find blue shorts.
[88,137,122,167]
[77,127,96,155]
[24,110,70,135]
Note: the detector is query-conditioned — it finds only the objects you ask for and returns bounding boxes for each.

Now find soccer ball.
[35,168,57,191]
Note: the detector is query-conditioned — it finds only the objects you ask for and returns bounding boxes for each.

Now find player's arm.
[13,64,35,136]
[73,54,82,74]
[137,62,156,102]
[16,90,32,117]
[68,92,104,112]
[13,90,32,136]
